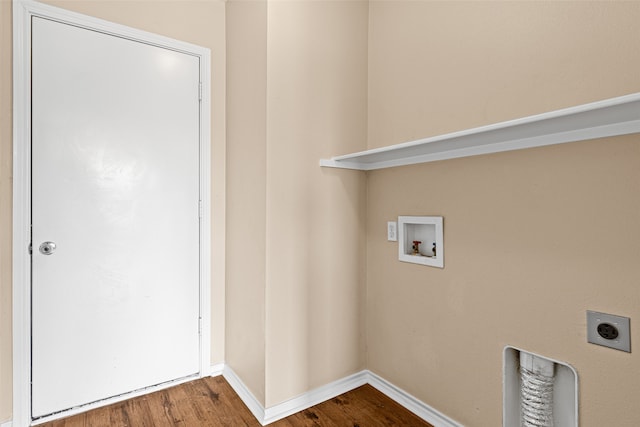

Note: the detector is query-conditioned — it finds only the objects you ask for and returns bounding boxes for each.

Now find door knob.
[39,241,57,255]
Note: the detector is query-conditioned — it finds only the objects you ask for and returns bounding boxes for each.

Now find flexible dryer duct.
[520,352,555,427]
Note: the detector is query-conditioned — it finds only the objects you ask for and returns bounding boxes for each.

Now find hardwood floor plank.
[199,376,260,426]
[178,380,217,425]
[38,377,434,427]
[124,394,156,427]
[165,382,205,425]
[142,390,181,427]
[108,401,131,427]
[86,405,111,427]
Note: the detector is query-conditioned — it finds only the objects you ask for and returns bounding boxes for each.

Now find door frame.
[12,1,212,425]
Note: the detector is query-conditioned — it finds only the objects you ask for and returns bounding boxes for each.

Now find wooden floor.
[39,376,434,426]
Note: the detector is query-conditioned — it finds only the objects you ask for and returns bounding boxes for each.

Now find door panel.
[31,17,200,418]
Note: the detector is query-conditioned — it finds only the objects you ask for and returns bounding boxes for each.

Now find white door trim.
[12,1,211,425]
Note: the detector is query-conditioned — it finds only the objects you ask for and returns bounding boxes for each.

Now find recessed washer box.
[398,216,443,268]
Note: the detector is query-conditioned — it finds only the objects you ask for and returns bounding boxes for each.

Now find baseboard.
[219,364,462,427]
[4,366,461,427]
[263,370,368,425]
[366,370,463,427]
[221,366,265,424]
[222,367,367,426]
[210,362,225,377]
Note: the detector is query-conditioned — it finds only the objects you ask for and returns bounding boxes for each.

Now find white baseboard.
[4,365,462,427]
[221,367,367,426]
[263,370,368,425]
[218,364,462,427]
[221,366,265,424]
[366,370,463,427]
[210,362,225,377]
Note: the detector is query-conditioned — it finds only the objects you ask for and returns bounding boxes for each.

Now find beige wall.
[225,0,368,407]
[0,0,226,422]
[367,2,640,426]
[264,0,368,407]
[368,1,640,149]
[225,0,268,405]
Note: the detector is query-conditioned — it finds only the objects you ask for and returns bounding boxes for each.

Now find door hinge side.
[198,82,202,101]
[198,317,202,335]
[198,200,203,219]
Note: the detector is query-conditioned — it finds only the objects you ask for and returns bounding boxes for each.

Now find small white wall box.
[398,216,443,268]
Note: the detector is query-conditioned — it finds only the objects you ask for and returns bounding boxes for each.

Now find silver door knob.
[39,241,57,255]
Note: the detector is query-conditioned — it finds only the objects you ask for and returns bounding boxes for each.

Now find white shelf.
[320,92,640,171]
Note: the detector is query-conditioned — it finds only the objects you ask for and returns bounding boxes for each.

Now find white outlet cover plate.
[387,221,397,241]
[587,310,631,352]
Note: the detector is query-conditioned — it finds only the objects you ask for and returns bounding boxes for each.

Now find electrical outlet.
[587,310,631,352]
[387,221,397,241]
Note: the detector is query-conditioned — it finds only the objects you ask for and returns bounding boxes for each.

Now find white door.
[31,17,201,418]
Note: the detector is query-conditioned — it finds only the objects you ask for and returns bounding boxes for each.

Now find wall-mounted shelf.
[320,92,640,171]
